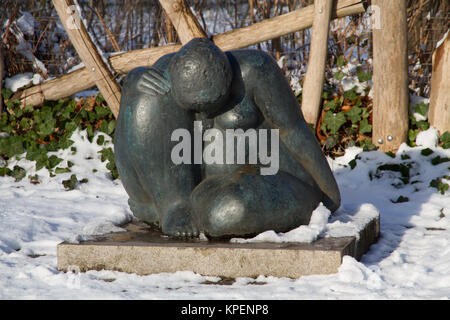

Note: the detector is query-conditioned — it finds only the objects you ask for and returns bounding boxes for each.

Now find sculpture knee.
[195,191,250,238]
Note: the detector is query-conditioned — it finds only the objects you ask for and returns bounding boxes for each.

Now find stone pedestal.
[57,214,379,279]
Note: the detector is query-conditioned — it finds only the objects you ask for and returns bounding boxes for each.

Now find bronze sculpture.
[114,38,340,239]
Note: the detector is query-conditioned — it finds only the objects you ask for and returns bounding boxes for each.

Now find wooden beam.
[212,0,363,51]
[372,0,409,152]
[0,45,4,117]
[158,0,207,44]
[52,0,121,118]
[301,0,333,126]
[12,44,182,107]
[14,0,365,108]
[428,34,450,135]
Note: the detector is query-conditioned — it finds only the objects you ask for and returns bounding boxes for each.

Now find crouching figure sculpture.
[114,38,340,239]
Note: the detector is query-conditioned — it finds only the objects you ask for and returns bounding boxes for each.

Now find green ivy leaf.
[0,112,8,126]
[62,174,78,190]
[48,155,63,169]
[96,93,105,104]
[1,88,13,100]
[37,119,56,137]
[359,119,372,134]
[0,136,25,158]
[107,120,115,136]
[26,146,48,171]
[343,88,358,102]
[345,106,362,124]
[61,103,75,119]
[359,139,376,151]
[416,121,429,131]
[357,71,372,82]
[19,117,33,130]
[99,147,114,162]
[99,120,108,134]
[0,167,12,176]
[401,154,411,160]
[64,121,77,132]
[441,131,450,143]
[421,148,433,156]
[361,108,370,119]
[440,131,450,148]
[334,71,345,81]
[23,104,34,114]
[431,156,450,166]
[324,100,338,112]
[97,135,105,146]
[430,178,449,195]
[385,151,396,158]
[391,196,409,203]
[95,105,110,119]
[414,103,428,118]
[323,111,346,134]
[11,165,26,182]
[86,124,94,138]
[337,55,346,68]
[324,135,339,150]
[55,167,71,174]
[58,138,74,150]
[13,107,23,118]
[409,129,418,145]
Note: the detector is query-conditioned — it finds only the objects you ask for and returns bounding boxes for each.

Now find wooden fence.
[8,0,450,152]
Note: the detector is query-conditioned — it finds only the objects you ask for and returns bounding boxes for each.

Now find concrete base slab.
[57,215,379,279]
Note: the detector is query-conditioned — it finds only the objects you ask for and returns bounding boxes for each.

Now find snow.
[416,127,439,148]
[5,12,48,77]
[436,29,448,49]
[411,94,430,122]
[0,125,449,299]
[16,12,37,37]
[231,203,332,243]
[231,203,379,244]
[5,73,33,92]
[4,73,43,92]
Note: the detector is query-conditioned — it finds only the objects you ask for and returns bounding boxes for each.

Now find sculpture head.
[169,38,232,114]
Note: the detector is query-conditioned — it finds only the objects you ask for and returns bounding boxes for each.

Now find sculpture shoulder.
[225,49,279,79]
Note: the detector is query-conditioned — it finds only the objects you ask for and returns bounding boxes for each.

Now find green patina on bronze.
[114,38,340,239]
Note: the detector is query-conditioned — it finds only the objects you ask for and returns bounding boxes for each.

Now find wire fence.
[1,0,448,98]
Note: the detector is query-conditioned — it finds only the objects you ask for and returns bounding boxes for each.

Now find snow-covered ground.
[0,126,449,299]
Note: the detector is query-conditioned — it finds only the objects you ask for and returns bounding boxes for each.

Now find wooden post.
[428,34,450,135]
[164,11,177,44]
[14,0,365,108]
[158,0,207,44]
[301,0,333,126]
[0,45,4,115]
[372,0,409,152]
[52,0,121,118]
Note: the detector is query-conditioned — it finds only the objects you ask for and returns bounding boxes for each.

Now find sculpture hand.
[136,69,170,96]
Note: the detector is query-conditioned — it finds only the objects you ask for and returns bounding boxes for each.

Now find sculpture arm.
[251,53,341,212]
